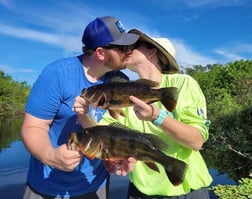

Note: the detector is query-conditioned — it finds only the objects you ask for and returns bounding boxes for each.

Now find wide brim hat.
[129,29,179,73]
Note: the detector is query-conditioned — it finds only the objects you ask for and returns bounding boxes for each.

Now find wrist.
[152,109,167,126]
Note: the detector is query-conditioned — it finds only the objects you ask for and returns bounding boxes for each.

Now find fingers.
[130,96,155,121]
[72,96,90,115]
[127,157,137,172]
[54,144,83,172]
[129,95,146,107]
[103,160,117,174]
[114,160,128,176]
[104,158,137,176]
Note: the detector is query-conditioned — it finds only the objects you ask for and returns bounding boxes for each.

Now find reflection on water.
[0,141,29,199]
[0,118,237,199]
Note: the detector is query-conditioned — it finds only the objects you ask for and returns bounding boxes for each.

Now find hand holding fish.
[73,96,90,116]
[53,144,83,172]
[73,96,98,128]
[130,95,159,121]
[103,157,137,176]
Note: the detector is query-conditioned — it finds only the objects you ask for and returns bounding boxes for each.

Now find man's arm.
[21,112,82,171]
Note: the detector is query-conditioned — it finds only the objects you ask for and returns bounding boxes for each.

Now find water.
[0,141,238,199]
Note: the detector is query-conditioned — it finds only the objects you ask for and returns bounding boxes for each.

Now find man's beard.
[104,54,125,70]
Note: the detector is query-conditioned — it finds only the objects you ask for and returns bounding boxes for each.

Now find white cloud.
[0,23,59,44]
[0,1,96,54]
[173,39,218,67]
[214,42,252,61]
[215,49,244,61]
[0,64,35,74]
[184,0,250,8]
[0,23,81,54]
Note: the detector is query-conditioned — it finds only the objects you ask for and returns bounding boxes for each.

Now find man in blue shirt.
[21,16,139,199]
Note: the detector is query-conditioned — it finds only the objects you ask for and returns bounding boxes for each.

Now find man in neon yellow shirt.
[74,29,212,198]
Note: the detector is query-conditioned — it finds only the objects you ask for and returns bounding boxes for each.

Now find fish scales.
[68,124,187,186]
[81,79,178,119]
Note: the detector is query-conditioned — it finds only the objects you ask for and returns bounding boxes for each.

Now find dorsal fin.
[109,76,129,83]
[134,79,159,87]
[109,122,135,131]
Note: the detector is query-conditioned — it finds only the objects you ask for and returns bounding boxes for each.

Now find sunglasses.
[102,45,129,53]
[129,41,154,50]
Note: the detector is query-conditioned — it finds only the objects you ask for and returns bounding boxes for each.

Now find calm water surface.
[0,119,236,199]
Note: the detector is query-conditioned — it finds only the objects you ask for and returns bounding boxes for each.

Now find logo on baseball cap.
[82,16,139,49]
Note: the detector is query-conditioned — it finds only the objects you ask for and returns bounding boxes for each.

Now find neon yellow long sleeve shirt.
[99,74,213,196]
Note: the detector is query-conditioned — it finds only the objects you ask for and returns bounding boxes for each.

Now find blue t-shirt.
[25,55,128,197]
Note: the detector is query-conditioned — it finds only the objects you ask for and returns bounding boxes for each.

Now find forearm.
[151,105,203,151]
[77,113,97,128]
[22,127,55,165]
[159,116,204,150]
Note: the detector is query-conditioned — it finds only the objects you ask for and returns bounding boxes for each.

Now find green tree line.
[185,59,252,181]
[0,70,30,117]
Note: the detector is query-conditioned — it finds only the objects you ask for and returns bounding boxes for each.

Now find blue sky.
[0,0,251,85]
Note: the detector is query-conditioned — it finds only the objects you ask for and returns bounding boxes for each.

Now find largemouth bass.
[81,78,177,119]
[68,123,187,186]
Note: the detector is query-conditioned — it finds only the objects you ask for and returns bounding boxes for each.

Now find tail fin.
[160,87,177,112]
[155,151,187,186]
[162,155,187,186]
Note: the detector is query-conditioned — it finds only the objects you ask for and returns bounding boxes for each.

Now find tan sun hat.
[129,29,179,73]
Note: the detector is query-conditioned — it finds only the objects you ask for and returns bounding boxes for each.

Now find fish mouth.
[82,90,108,109]
[83,138,104,159]
[90,93,107,109]
[97,93,106,108]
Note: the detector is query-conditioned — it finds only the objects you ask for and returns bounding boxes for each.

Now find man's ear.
[95,47,105,61]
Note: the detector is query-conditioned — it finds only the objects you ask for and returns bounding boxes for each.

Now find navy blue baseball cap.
[82,16,139,49]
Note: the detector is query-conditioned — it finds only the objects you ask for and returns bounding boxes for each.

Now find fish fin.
[134,79,159,87]
[84,153,96,160]
[144,161,160,173]
[162,156,187,186]
[118,109,126,117]
[160,87,178,112]
[109,76,129,83]
[108,109,126,119]
[109,123,144,133]
[110,122,128,128]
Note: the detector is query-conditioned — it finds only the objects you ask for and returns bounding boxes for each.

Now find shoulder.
[46,55,82,71]
[164,73,196,81]
[162,73,199,87]
[38,55,83,82]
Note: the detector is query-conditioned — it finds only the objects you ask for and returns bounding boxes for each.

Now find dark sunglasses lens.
[115,45,126,52]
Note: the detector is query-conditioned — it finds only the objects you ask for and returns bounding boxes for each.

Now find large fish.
[81,78,177,119]
[68,123,187,186]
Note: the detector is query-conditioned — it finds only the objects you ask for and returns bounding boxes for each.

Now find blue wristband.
[153,109,167,126]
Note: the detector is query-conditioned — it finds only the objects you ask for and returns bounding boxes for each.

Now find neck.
[137,64,163,87]
[82,55,109,82]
